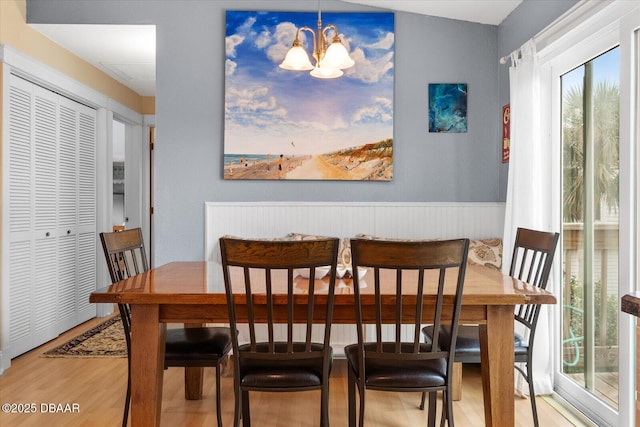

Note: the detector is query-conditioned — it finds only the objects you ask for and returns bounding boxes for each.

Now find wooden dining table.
[89,261,556,427]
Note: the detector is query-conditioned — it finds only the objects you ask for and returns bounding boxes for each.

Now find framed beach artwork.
[428,83,468,133]
[224,11,395,180]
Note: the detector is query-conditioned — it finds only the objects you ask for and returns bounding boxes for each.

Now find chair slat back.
[100,228,149,283]
[99,228,149,349]
[220,237,339,361]
[350,238,469,364]
[509,228,559,329]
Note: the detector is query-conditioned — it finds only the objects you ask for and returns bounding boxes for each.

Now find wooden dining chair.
[100,228,232,427]
[219,236,340,427]
[421,227,559,427]
[345,238,470,427]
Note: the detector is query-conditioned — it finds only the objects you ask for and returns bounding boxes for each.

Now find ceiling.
[30,24,157,96]
[29,1,522,97]
[341,0,522,25]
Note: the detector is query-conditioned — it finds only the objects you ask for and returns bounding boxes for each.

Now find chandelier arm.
[322,24,339,41]
[297,26,319,64]
[321,25,331,58]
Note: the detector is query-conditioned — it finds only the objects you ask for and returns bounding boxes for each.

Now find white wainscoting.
[204,202,505,355]
[205,202,505,261]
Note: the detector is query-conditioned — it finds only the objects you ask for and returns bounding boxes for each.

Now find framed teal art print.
[428,83,467,133]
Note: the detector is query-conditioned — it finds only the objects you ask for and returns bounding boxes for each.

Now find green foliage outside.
[563,275,618,373]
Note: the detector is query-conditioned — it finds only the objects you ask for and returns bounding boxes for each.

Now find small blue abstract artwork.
[428,83,467,133]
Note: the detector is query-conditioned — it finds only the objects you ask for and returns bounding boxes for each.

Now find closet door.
[32,85,59,347]
[6,75,97,358]
[56,98,96,329]
[7,76,35,357]
[57,98,79,332]
[76,105,97,324]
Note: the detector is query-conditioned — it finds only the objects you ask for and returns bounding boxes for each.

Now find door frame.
[537,2,639,425]
[95,112,151,317]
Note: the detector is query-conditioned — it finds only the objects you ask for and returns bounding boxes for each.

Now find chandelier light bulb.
[279,44,314,71]
[310,64,343,79]
[322,39,355,70]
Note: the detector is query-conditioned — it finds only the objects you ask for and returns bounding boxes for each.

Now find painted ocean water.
[224,154,272,167]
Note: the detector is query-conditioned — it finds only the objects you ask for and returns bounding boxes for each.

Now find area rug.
[42,315,127,358]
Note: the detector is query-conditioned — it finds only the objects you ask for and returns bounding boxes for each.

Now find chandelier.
[279,8,355,79]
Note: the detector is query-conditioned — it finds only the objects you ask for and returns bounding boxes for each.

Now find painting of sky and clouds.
[224,11,394,180]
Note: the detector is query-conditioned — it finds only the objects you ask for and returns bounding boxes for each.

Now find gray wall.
[26,0,573,265]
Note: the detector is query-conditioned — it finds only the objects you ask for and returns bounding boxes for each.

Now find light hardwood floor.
[0,317,588,427]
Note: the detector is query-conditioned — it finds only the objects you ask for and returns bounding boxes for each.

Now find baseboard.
[0,350,8,375]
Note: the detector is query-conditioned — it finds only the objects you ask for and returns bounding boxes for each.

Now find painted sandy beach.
[224,139,393,181]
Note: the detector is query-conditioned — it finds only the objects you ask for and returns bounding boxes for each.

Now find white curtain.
[502,39,554,396]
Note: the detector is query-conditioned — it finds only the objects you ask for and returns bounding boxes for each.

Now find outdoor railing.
[562,223,619,375]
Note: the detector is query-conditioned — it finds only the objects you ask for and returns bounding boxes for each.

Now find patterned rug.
[42,315,127,358]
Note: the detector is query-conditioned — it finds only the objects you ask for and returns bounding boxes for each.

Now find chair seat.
[422,325,528,359]
[238,342,332,389]
[344,342,446,388]
[164,327,232,363]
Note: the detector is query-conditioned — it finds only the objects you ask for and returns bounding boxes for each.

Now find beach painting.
[224,11,394,180]
[429,83,468,133]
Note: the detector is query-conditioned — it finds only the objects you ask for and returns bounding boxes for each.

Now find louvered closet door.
[7,77,35,357]
[76,104,97,324]
[57,98,79,332]
[32,85,59,347]
[56,97,97,329]
[7,75,97,358]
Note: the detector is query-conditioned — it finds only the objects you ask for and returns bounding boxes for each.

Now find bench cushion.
[467,238,502,271]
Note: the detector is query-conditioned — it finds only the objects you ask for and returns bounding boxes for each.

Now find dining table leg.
[130,304,166,427]
[479,305,515,427]
[184,323,205,399]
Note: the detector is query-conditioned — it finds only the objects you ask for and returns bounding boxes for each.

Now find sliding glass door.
[561,47,620,411]
[543,4,639,425]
